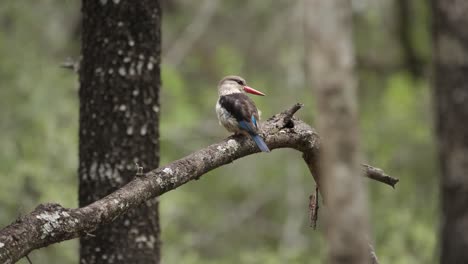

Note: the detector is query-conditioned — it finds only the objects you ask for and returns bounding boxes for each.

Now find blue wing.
[239,119,255,134]
[219,94,260,133]
[239,118,270,152]
[251,115,257,128]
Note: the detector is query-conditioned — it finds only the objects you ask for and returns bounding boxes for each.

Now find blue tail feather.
[238,120,270,152]
[250,133,270,152]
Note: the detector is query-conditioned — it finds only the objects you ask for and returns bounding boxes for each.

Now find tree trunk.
[433,1,468,263]
[305,1,371,264]
[79,1,161,263]
[396,0,422,78]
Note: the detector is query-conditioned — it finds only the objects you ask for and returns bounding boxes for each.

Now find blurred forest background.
[0,0,434,263]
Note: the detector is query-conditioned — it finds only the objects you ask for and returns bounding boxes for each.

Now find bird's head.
[218,75,265,97]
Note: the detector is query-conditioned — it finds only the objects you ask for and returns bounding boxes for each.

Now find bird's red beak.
[243,86,265,96]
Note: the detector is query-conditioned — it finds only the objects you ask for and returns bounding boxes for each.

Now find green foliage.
[0,1,80,262]
[361,72,437,264]
[0,1,436,263]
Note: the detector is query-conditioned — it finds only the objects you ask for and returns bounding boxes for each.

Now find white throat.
[218,82,242,96]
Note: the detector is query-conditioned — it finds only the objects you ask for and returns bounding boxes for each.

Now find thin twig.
[369,243,380,264]
[25,255,33,264]
[309,186,319,229]
[362,164,399,188]
[85,232,96,237]
[60,57,80,73]
[135,162,144,177]
[282,103,304,128]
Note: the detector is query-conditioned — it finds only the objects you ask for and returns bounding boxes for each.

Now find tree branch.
[0,104,398,263]
[363,164,399,188]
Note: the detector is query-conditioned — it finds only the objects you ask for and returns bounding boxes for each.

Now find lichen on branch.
[0,104,398,264]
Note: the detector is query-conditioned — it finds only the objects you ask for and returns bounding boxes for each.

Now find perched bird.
[216,75,270,152]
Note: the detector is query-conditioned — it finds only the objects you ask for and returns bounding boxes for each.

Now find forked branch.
[0,104,397,263]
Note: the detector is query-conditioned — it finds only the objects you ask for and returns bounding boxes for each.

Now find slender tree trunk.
[79,1,161,263]
[433,1,468,263]
[305,1,371,264]
[396,0,422,78]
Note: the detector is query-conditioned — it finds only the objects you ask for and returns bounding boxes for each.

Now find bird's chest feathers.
[216,100,240,132]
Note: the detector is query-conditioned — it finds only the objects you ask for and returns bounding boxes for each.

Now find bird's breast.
[216,100,240,133]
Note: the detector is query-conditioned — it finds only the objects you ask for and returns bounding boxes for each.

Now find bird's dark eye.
[235,80,244,85]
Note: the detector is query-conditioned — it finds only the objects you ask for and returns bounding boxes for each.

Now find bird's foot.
[229,132,243,138]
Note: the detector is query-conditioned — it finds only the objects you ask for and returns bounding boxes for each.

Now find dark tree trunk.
[79,1,161,263]
[396,0,422,78]
[433,1,468,263]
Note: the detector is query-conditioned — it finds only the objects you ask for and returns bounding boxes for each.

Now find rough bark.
[79,1,161,263]
[305,1,371,264]
[433,1,468,263]
[0,104,397,264]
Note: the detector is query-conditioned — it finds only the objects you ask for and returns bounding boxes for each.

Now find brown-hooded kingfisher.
[216,75,270,152]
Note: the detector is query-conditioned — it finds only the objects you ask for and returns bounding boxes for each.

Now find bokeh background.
[0,0,435,263]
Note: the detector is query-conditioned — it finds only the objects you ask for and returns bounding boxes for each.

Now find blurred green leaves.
[0,0,436,263]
